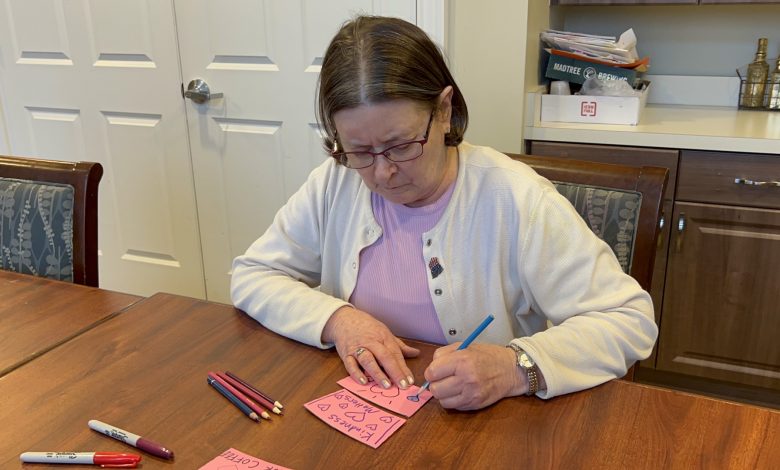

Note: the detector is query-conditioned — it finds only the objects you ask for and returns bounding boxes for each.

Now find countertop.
[524,92,780,155]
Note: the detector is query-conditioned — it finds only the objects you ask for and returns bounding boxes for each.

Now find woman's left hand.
[423,343,525,410]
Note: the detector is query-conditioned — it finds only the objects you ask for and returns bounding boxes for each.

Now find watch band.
[525,363,539,396]
[507,343,539,396]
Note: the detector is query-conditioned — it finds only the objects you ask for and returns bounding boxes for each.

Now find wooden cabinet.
[700,0,780,3]
[552,1,694,4]
[527,142,780,402]
[657,150,780,391]
[552,0,778,4]
[551,0,694,4]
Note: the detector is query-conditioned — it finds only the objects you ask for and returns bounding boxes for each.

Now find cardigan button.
[434,288,442,295]
[448,328,457,336]
[426,239,432,246]
[352,262,357,269]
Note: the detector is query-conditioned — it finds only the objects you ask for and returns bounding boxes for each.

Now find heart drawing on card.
[317,404,330,411]
[339,403,348,409]
[379,416,394,423]
[369,383,400,398]
[344,411,366,422]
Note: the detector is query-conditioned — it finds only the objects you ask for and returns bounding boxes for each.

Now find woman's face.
[332,88,456,207]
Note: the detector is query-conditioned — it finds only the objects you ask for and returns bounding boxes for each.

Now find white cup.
[549,80,571,95]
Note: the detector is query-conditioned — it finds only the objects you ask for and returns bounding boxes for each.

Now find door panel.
[0,0,206,297]
[1,0,429,301]
[176,0,417,302]
[657,202,780,390]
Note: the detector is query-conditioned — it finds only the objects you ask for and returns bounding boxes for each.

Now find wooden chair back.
[0,155,103,287]
[506,153,668,293]
[506,153,668,381]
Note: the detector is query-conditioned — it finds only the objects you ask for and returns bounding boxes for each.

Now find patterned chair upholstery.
[0,156,102,286]
[507,153,667,295]
[0,178,76,282]
[552,182,641,274]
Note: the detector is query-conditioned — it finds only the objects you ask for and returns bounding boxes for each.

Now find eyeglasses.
[332,111,435,169]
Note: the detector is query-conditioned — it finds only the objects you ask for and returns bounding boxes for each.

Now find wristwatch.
[506,343,539,396]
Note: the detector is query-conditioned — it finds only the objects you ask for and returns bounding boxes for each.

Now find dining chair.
[0,155,103,287]
[506,153,669,380]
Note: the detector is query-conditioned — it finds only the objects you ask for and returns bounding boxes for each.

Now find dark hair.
[316,15,468,154]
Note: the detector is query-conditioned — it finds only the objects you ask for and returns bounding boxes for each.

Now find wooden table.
[2,293,778,469]
[0,271,141,376]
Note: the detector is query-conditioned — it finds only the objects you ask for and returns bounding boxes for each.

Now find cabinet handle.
[734,178,780,187]
[656,215,666,249]
[675,213,686,252]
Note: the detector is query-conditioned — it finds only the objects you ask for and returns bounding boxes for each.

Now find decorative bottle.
[742,38,769,108]
[768,57,780,110]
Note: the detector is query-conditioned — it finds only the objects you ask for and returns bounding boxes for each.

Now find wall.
[0,92,8,154]
[525,1,557,91]
[448,1,528,153]
[558,5,780,77]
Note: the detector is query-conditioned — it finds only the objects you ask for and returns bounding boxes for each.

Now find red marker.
[88,420,173,460]
[20,452,141,468]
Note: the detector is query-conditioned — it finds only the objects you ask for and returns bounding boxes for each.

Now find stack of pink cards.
[199,448,291,470]
[304,377,433,448]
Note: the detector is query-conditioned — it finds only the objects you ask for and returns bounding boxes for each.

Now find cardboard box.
[545,53,638,85]
[540,81,650,126]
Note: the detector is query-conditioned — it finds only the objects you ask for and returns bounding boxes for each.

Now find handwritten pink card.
[198,447,292,470]
[337,376,433,417]
[304,389,405,448]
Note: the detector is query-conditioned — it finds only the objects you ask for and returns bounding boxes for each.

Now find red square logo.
[581,101,597,117]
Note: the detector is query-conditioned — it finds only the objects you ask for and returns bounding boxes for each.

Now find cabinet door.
[551,0,696,4]
[657,202,780,390]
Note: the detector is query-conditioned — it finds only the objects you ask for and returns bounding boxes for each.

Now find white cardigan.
[231,142,657,398]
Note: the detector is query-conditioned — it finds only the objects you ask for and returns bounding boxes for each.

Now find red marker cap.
[93,452,142,468]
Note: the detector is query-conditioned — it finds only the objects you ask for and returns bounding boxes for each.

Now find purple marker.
[88,419,174,460]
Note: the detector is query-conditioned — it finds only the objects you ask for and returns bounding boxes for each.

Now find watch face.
[519,353,534,368]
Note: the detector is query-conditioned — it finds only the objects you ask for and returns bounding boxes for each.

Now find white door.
[0,0,206,298]
[175,0,419,303]
[0,1,438,301]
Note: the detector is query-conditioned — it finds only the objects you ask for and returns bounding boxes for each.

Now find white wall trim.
[417,0,447,51]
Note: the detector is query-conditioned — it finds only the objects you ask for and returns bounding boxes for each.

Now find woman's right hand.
[321,306,420,389]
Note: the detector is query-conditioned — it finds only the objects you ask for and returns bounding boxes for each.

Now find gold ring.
[354,347,367,358]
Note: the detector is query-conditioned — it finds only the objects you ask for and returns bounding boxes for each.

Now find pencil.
[208,372,270,420]
[218,372,281,416]
[225,371,284,411]
[206,376,260,422]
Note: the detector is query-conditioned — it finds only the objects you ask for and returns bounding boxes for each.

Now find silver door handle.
[675,212,686,252]
[184,79,223,104]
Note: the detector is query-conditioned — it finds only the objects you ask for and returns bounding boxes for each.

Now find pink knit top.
[349,184,455,345]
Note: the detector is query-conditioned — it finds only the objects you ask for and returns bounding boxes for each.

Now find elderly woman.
[231,15,657,410]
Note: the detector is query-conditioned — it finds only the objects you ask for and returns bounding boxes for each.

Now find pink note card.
[198,448,293,470]
[304,389,406,448]
[337,376,433,417]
